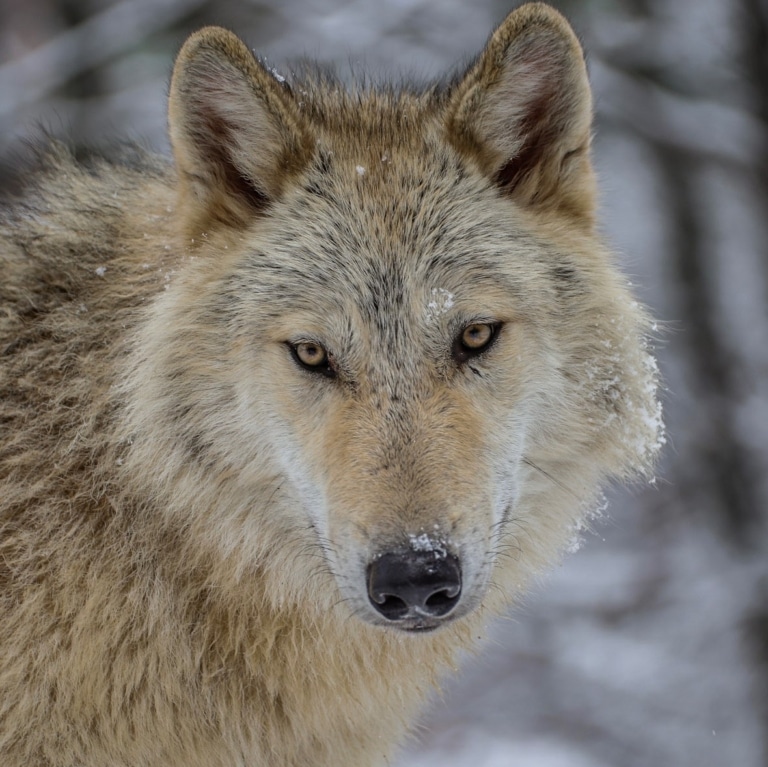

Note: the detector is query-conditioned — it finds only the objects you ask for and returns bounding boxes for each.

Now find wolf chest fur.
[0,4,662,765]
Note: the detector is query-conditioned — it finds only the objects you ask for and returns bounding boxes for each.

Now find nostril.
[367,550,462,622]
[372,594,410,621]
[424,587,459,614]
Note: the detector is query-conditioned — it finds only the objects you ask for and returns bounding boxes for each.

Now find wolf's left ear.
[446,3,595,224]
[169,27,314,234]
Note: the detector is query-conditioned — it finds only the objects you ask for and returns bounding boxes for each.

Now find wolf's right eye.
[461,323,494,350]
[288,341,335,377]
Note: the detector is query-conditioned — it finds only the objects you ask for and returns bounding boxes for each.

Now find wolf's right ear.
[168,28,314,234]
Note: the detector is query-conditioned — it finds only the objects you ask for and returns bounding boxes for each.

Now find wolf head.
[124,4,662,633]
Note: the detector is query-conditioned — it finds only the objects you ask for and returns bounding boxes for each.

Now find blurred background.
[1,0,766,764]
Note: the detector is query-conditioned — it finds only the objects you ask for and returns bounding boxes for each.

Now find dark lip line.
[393,623,442,634]
[374,614,463,634]
[401,621,440,633]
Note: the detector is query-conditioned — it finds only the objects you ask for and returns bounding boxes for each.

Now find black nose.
[367,551,462,622]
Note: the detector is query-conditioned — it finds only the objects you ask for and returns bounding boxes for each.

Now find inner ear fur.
[446,3,596,223]
[168,27,314,234]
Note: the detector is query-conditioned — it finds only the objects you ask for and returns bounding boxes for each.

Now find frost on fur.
[581,300,666,476]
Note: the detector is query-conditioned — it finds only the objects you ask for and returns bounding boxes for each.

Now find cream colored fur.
[0,4,662,765]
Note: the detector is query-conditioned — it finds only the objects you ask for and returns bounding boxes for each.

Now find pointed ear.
[168,27,314,234]
[446,4,595,223]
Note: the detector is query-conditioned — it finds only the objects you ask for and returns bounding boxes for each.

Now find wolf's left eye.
[453,322,500,365]
[288,341,335,377]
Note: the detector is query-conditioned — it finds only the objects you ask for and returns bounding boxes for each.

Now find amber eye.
[288,341,335,377]
[461,323,494,349]
[453,322,500,365]
[295,342,326,366]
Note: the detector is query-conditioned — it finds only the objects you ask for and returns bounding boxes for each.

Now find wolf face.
[231,169,553,631]
[125,4,662,634]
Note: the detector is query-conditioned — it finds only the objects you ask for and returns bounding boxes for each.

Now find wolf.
[0,3,662,766]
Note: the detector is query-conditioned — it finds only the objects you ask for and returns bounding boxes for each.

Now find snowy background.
[1,1,767,765]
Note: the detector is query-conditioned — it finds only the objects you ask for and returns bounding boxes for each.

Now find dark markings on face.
[552,264,578,283]
[362,259,408,349]
[550,263,584,299]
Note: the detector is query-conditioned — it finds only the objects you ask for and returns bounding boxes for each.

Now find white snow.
[424,287,455,323]
[408,533,447,559]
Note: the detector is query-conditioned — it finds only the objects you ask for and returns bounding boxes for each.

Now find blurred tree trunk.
[593,0,768,547]
[654,144,760,544]
[739,3,768,763]
[742,0,768,293]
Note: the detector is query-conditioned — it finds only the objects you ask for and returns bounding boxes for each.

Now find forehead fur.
[221,76,544,297]
[238,152,544,323]
[282,69,446,147]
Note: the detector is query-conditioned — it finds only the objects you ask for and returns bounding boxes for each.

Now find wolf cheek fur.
[0,3,663,766]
